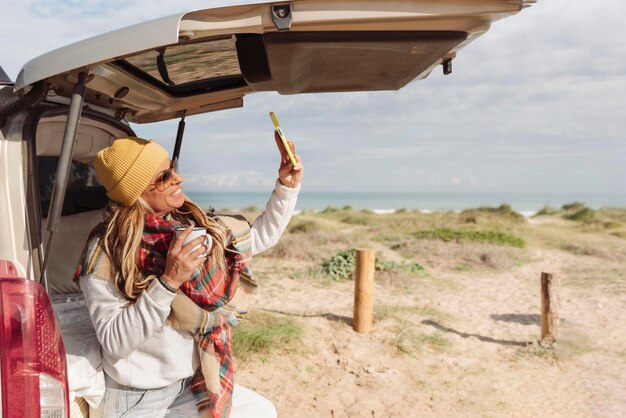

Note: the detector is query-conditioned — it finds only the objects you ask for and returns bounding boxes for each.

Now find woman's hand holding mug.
[161,226,209,289]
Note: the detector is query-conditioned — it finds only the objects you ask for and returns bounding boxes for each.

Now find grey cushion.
[45,210,104,294]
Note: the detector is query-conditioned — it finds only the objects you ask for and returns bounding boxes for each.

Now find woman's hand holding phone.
[270,112,303,188]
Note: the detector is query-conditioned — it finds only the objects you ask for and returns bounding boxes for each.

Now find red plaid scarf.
[140,214,246,417]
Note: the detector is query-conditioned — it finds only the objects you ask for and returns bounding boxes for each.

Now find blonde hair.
[101,198,227,301]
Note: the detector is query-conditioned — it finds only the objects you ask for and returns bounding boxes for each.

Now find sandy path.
[234,219,626,417]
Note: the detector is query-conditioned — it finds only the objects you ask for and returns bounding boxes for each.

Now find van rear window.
[38,157,108,217]
[122,35,244,92]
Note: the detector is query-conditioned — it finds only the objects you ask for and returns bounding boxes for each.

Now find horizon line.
[185,190,626,195]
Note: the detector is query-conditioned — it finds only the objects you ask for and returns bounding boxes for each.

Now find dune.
[232,205,626,417]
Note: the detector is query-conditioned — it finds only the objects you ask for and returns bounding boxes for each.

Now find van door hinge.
[272,4,292,31]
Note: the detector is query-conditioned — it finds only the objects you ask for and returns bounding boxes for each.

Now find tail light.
[0,260,69,418]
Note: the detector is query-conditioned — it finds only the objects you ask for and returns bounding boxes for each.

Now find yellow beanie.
[94,137,169,206]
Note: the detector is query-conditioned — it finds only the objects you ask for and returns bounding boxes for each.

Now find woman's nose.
[173,170,184,183]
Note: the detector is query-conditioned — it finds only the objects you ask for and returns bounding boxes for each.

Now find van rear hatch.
[14,0,532,124]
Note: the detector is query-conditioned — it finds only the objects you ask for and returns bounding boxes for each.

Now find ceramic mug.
[175,227,212,258]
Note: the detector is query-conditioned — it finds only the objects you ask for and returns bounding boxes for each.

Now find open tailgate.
[15,0,532,123]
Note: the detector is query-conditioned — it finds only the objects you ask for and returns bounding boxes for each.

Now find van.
[0,1,532,416]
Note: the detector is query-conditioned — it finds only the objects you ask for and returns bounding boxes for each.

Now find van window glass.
[38,157,108,217]
[124,36,241,87]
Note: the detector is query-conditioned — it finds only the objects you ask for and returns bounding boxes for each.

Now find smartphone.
[269,112,298,167]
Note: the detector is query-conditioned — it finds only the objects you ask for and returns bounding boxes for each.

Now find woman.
[75,135,302,417]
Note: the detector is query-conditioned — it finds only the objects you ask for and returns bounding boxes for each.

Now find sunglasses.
[149,159,178,191]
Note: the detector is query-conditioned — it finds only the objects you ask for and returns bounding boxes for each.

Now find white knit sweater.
[79,180,299,389]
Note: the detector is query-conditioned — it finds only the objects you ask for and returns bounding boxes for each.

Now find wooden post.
[540,272,560,344]
[354,248,375,333]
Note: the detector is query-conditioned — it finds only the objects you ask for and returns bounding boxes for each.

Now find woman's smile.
[141,159,186,216]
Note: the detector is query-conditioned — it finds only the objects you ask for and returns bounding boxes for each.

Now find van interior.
[28,108,135,415]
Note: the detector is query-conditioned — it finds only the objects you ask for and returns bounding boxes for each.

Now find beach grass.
[259,205,533,276]
[288,218,319,234]
[391,319,451,354]
[515,341,559,362]
[258,203,624,276]
[460,204,525,224]
[535,203,626,232]
[232,312,303,362]
[375,304,453,323]
[414,228,526,248]
[241,200,626,417]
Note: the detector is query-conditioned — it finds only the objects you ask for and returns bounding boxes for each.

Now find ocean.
[185,191,626,217]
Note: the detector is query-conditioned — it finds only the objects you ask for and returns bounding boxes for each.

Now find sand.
[232,212,626,418]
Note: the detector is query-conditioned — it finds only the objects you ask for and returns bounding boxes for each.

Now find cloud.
[30,0,126,17]
[1,0,624,194]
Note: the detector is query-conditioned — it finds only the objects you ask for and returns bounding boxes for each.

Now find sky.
[1,0,625,193]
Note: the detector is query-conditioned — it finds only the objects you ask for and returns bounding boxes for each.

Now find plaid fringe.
[72,223,109,282]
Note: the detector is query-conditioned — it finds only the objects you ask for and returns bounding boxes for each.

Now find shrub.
[460,204,524,223]
[534,205,558,216]
[562,202,585,211]
[564,207,595,222]
[317,248,424,281]
[391,242,407,250]
[288,219,318,234]
[318,249,356,280]
[462,216,477,224]
[341,215,369,225]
